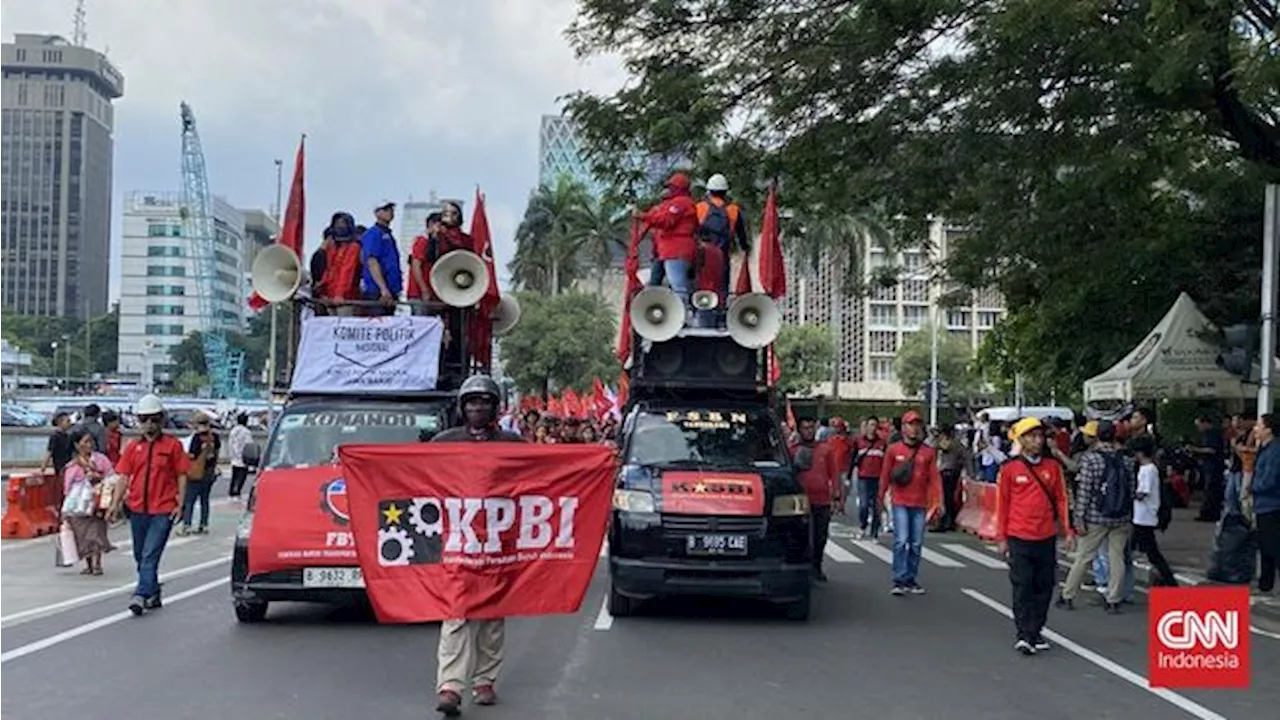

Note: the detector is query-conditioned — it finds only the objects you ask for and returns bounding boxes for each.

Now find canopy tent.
[1083,292,1248,403]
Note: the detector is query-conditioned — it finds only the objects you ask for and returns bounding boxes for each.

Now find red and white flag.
[249,136,305,311]
[734,182,785,299]
[468,189,500,367]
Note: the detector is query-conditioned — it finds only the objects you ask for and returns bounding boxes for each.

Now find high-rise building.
[397,191,464,242]
[0,34,124,319]
[116,191,249,380]
[539,114,605,196]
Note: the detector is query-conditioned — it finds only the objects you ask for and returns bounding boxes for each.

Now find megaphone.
[630,287,686,342]
[726,293,781,349]
[430,250,490,307]
[691,290,720,311]
[491,293,522,336]
[251,244,306,302]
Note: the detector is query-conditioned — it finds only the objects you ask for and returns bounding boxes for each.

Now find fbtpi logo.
[1148,586,1250,689]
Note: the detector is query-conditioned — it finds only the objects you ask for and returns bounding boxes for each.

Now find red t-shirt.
[789,440,840,506]
[879,441,941,510]
[115,434,192,515]
[407,235,430,299]
[852,434,887,479]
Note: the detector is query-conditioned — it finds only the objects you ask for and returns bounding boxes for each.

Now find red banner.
[339,443,615,623]
[661,471,764,516]
[247,466,356,574]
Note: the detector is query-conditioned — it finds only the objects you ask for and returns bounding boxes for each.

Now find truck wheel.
[608,585,636,618]
[235,600,268,623]
[783,593,810,621]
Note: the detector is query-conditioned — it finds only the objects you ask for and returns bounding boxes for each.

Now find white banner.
[290,315,443,394]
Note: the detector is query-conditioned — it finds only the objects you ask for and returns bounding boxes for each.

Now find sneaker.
[174,525,189,537]
[907,584,926,595]
[436,690,462,717]
[1033,636,1051,651]
[128,595,145,616]
[1055,596,1074,610]
[1105,602,1121,615]
[1014,639,1036,656]
[473,684,498,706]
[195,526,209,535]
[856,529,866,540]
[891,585,906,596]
[1080,582,1097,591]
[144,593,163,610]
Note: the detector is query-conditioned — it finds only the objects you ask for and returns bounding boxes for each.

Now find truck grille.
[661,515,767,537]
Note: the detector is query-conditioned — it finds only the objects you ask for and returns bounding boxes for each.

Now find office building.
[397,191,464,242]
[240,209,278,304]
[116,191,248,379]
[1,33,124,318]
[539,114,605,196]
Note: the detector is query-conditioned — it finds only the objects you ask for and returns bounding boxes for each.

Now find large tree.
[893,323,982,403]
[565,0,1279,393]
[499,291,618,396]
[509,177,630,295]
[773,323,835,396]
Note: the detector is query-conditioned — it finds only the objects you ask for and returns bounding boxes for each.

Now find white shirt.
[229,425,253,467]
[1134,463,1160,527]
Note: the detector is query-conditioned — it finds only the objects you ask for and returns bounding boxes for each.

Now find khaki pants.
[1061,523,1132,603]
[437,619,504,693]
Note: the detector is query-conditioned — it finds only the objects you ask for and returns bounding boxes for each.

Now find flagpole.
[268,158,283,394]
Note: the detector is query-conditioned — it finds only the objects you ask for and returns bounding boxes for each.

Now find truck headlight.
[613,489,655,513]
[772,494,811,517]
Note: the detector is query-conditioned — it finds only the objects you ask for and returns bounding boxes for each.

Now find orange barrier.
[1,472,61,539]
[957,479,999,541]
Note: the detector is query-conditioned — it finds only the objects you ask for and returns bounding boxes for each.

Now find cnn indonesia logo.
[1148,587,1250,689]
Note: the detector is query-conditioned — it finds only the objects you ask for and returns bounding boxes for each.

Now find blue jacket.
[1253,441,1280,515]
[360,223,402,297]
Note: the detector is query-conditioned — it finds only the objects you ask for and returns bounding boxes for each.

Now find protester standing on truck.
[790,416,841,582]
[694,173,749,299]
[637,172,698,305]
[880,410,942,595]
[429,375,525,717]
[360,201,402,316]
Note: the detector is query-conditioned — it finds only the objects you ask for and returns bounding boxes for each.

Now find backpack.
[1096,450,1132,520]
[242,440,262,468]
[697,201,733,249]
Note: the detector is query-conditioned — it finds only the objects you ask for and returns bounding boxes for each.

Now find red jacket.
[790,439,840,506]
[318,240,362,301]
[879,440,941,511]
[995,456,1069,542]
[852,434,886,479]
[115,434,191,515]
[828,435,853,479]
[642,192,698,263]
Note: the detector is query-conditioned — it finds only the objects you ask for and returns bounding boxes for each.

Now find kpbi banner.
[338,443,615,623]
[290,315,444,393]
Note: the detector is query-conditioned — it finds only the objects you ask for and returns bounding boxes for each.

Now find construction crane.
[180,102,244,398]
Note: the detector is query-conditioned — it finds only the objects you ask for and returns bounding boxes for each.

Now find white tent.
[1083,292,1247,403]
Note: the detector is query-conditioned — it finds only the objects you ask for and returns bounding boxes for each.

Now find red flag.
[616,219,644,363]
[617,372,630,410]
[339,443,614,623]
[468,189,499,367]
[547,395,565,417]
[249,136,305,311]
[591,377,612,420]
[785,398,797,432]
[767,345,782,386]
[734,183,785,299]
[562,388,584,419]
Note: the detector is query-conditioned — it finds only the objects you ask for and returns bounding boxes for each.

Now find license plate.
[685,533,748,556]
[302,567,365,588]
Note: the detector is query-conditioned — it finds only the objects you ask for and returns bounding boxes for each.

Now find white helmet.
[135,394,165,415]
[706,173,729,192]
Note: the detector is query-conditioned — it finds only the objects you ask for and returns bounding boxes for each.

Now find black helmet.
[457,374,501,412]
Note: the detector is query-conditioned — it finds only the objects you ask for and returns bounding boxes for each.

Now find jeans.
[891,505,926,586]
[653,259,692,301]
[1009,537,1057,642]
[1083,528,1134,602]
[129,512,173,599]
[857,477,881,537]
[940,469,962,530]
[229,466,250,497]
[182,481,213,528]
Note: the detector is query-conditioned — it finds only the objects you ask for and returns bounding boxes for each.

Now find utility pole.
[267,158,284,392]
[928,270,940,427]
[83,297,91,380]
[830,266,842,401]
[1260,184,1279,414]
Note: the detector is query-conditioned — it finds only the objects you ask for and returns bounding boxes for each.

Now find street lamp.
[50,341,59,389]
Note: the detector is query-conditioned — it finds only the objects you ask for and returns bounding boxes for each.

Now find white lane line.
[1251,625,1280,640]
[1,556,229,626]
[599,541,608,558]
[941,543,1009,570]
[921,546,965,567]
[1,577,228,664]
[1,499,240,553]
[853,540,894,565]
[823,543,864,563]
[593,596,613,630]
[961,588,1228,720]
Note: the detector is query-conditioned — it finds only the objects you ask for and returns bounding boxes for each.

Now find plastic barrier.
[1,472,61,539]
[956,479,1000,541]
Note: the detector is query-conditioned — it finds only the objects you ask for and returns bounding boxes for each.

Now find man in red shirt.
[850,416,887,538]
[408,211,445,307]
[638,172,698,304]
[790,416,841,581]
[109,394,191,616]
[995,417,1070,655]
[880,410,941,594]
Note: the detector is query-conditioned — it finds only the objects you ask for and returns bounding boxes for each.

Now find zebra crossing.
[822,536,1009,570]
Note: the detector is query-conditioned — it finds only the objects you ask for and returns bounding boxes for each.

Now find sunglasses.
[138,414,162,423]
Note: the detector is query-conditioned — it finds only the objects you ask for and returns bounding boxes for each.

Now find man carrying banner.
[431,374,524,716]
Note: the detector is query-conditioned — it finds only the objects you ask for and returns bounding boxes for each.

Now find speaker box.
[634,334,760,389]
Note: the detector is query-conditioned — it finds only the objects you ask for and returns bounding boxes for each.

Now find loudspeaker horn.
[430,250,490,308]
[630,286,686,343]
[251,244,306,302]
[691,290,720,311]
[491,293,522,336]
[726,293,781,349]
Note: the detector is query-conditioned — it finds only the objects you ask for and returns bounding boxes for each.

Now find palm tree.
[792,209,895,296]
[572,194,630,295]
[509,176,594,295]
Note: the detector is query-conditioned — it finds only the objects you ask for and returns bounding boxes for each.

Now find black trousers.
[229,466,250,497]
[812,505,832,570]
[1008,537,1057,642]
[1259,510,1280,593]
[1132,525,1178,586]
[941,469,962,530]
[1198,469,1225,521]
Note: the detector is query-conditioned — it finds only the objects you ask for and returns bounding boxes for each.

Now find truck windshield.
[625,408,787,468]
[264,401,447,469]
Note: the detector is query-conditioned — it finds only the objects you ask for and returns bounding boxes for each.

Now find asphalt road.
[3,509,1275,720]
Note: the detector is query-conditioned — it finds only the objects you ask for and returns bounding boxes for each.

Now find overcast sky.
[2,0,623,302]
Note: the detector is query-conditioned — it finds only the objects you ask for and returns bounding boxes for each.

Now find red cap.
[667,172,690,189]
[902,410,923,424]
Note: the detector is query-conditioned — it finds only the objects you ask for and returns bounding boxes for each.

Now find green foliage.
[2,306,120,376]
[893,324,981,402]
[167,304,293,385]
[499,292,618,395]
[172,371,208,395]
[773,323,834,397]
[509,177,629,295]
[565,0,1279,395]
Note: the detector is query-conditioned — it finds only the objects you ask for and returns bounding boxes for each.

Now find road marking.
[941,543,1008,569]
[599,541,608,558]
[853,540,894,564]
[593,596,613,630]
[1,556,229,626]
[961,588,1228,720]
[1,577,228,664]
[823,543,863,563]
[921,547,964,567]
[1251,625,1280,640]
[1,499,240,553]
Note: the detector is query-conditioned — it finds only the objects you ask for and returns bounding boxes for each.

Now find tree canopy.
[2,307,119,377]
[893,324,981,403]
[509,176,630,295]
[773,323,834,396]
[499,291,619,395]
[565,0,1279,395]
